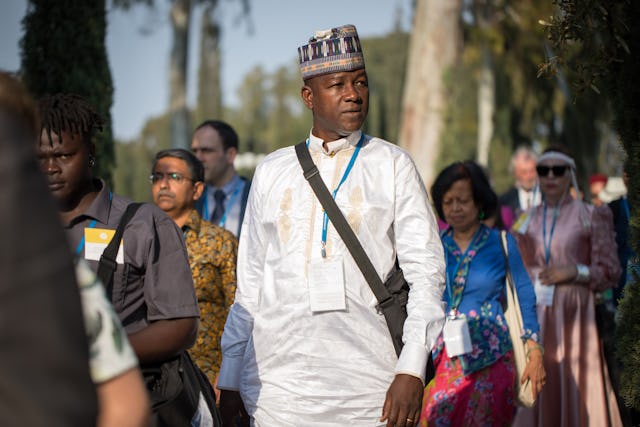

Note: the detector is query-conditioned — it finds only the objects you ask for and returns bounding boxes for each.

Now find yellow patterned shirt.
[183,210,238,384]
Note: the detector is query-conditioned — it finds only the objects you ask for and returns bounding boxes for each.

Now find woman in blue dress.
[419,161,545,426]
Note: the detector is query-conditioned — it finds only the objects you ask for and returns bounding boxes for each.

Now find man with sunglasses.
[36,94,200,407]
[151,148,238,403]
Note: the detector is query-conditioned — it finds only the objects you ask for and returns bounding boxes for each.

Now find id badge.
[84,228,124,264]
[534,275,555,306]
[442,316,473,357]
[307,257,346,313]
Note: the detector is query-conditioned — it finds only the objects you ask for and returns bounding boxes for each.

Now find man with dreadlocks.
[35,93,200,391]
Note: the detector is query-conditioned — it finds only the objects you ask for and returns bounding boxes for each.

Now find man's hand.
[219,390,249,427]
[380,374,423,427]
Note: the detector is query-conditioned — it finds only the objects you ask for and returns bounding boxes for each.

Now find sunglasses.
[536,165,569,177]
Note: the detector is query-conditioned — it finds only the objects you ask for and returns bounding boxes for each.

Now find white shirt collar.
[307,130,362,156]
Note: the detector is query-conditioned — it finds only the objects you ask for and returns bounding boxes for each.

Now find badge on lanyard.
[442,312,473,357]
[534,274,555,306]
[84,228,124,264]
[307,257,346,313]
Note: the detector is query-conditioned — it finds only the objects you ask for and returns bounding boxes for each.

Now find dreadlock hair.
[38,93,104,146]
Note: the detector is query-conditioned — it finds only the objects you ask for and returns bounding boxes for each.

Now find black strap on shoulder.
[294,142,393,306]
[237,177,251,238]
[96,203,143,301]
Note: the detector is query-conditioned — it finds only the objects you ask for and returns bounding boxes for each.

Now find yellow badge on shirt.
[84,228,124,264]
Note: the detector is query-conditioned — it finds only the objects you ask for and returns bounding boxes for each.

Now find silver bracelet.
[576,264,590,282]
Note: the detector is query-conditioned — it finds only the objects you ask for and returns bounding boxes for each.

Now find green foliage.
[437,59,478,173]
[617,271,640,411]
[438,0,560,193]
[112,112,170,201]
[436,0,619,197]
[233,66,270,153]
[20,0,114,184]
[361,31,410,143]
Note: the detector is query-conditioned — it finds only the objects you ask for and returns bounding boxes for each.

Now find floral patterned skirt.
[419,349,516,427]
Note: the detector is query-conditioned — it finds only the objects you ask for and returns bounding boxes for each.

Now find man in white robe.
[218,24,446,427]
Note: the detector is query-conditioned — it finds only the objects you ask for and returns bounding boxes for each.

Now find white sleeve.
[218,165,266,391]
[392,153,446,383]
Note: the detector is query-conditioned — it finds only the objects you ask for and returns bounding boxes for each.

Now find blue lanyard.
[218,184,242,228]
[75,220,97,255]
[314,134,364,257]
[444,227,483,312]
[542,202,559,265]
[74,192,112,256]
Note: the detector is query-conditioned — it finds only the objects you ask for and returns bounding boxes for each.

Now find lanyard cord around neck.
[542,202,559,265]
[309,133,365,258]
[217,184,242,228]
[444,226,484,314]
[203,179,242,227]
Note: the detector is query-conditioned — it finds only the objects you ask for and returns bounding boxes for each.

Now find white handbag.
[500,231,536,408]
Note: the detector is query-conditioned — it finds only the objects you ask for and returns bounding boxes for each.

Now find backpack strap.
[96,203,143,301]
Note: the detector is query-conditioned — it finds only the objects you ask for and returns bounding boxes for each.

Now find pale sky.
[0,0,413,141]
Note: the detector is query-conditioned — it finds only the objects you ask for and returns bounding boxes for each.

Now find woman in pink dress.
[512,146,622,427]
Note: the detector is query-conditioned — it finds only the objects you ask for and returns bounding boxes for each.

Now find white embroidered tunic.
[219,130,446,426]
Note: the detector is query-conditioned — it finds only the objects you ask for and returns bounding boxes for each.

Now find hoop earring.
[88,156,96,167]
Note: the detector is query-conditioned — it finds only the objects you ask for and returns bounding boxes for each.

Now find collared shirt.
[515,197,621,292]
[204,174,247,237]
[219,130,446,426]
[183,210,238,384]
[65,180,199,334]
[434,226,539,375]
[517,185,541,211]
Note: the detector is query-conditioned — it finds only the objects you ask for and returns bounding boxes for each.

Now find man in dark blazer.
[191,120,250,238]
[499,146,540,221]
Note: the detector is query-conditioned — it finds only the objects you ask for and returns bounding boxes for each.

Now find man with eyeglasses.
[35,94,200,420]
[151,148,238,403]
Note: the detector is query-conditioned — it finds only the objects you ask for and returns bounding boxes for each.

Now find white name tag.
[84,228,124,264]
[307,258,346,313]
[534,275,555,306]
[443,316,473,357]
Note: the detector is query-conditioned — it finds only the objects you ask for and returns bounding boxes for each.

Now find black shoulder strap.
[237,177,251,238]
[97,202,143,301]
[294,142,393,306]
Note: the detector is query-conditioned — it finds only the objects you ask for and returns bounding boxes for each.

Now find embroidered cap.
[298,24,365,80]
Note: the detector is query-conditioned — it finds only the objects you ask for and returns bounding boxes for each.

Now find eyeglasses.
[149,172,194,184]
[536,165,569,177]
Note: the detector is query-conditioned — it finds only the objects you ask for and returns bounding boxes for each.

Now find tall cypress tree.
[20,0,114,184]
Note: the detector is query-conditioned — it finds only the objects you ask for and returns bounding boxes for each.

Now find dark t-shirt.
[64,181,199,333]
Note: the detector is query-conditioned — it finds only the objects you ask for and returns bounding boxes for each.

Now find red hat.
[589,173,608,186]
